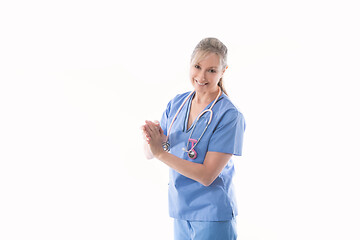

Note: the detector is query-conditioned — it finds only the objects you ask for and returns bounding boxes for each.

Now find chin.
[192,85,206,92]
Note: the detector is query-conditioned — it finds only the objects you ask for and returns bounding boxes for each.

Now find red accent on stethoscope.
[188,138,198,159]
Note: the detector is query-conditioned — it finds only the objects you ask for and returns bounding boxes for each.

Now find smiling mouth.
[195,80,208,86]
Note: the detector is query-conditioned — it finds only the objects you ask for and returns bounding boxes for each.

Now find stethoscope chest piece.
[162,142,170,152]
[188,150,197,159]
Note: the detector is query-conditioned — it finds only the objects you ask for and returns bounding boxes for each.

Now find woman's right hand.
[141,120,165,159]
[141,121,165,142]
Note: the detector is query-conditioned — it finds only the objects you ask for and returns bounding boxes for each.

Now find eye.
[194,65,201,69]
[209,69,217,73]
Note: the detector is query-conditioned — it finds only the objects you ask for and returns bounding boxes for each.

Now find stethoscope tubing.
[164,90,195,145]
[185,109,212,153]
[163,88,222,159]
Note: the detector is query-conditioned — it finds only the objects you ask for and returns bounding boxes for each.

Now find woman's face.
[190,52,225,93]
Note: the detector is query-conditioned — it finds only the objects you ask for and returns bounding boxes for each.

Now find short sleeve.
[207,110,245,156]
[160,100,172,136]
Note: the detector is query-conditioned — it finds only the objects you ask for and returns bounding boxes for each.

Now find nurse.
[141,37,245,240]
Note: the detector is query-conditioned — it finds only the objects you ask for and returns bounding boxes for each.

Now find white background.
[1,0,359,239]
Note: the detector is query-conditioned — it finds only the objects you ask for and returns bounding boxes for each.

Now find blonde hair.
[190,37,228,95]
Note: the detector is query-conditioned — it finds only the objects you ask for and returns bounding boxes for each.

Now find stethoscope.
[162,87,222,159]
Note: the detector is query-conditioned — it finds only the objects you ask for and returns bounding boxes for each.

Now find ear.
[221,66,228,77]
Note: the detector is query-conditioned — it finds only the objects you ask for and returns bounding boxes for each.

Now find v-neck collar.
[183,91,224,133]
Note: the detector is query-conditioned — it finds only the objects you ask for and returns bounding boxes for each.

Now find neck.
[193,87,221,105]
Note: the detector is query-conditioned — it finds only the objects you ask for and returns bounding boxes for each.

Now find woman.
[141,37,245,240]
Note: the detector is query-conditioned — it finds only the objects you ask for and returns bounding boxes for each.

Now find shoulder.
[166,91,193,109]
[217,93,244,120]
[211,93,245,131]
[172,91,192,103]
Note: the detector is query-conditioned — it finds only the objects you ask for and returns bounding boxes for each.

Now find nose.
[196,69,206,81]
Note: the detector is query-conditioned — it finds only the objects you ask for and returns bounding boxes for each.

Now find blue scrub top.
[160,91,245,221]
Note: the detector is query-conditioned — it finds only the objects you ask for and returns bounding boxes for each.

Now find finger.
[146,120,154,126]
[144,132,151,139]
[146,121,158,133]
[158,126,164,135]
[153,121,163,134]
[141,126,148,140]
[141,125,150,138]
[142,131,150,141]
[145,120,154,128]
[142,125,149,134]
[142,125,152,134]
[144,124,155,138]
[145,122,152,133]
[144,123,151,133]
[145,120,154,130]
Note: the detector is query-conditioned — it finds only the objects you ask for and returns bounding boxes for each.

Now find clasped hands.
[141,120,166,158]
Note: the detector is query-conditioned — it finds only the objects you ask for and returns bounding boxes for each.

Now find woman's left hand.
[143,120,166,158]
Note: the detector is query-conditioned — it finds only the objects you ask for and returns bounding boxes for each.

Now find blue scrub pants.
[174,218,237,240]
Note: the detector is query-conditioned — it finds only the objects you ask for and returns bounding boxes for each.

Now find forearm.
[156,151,210,186]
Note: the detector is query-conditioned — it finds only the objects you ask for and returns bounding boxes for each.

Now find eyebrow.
[196,63,219,69]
